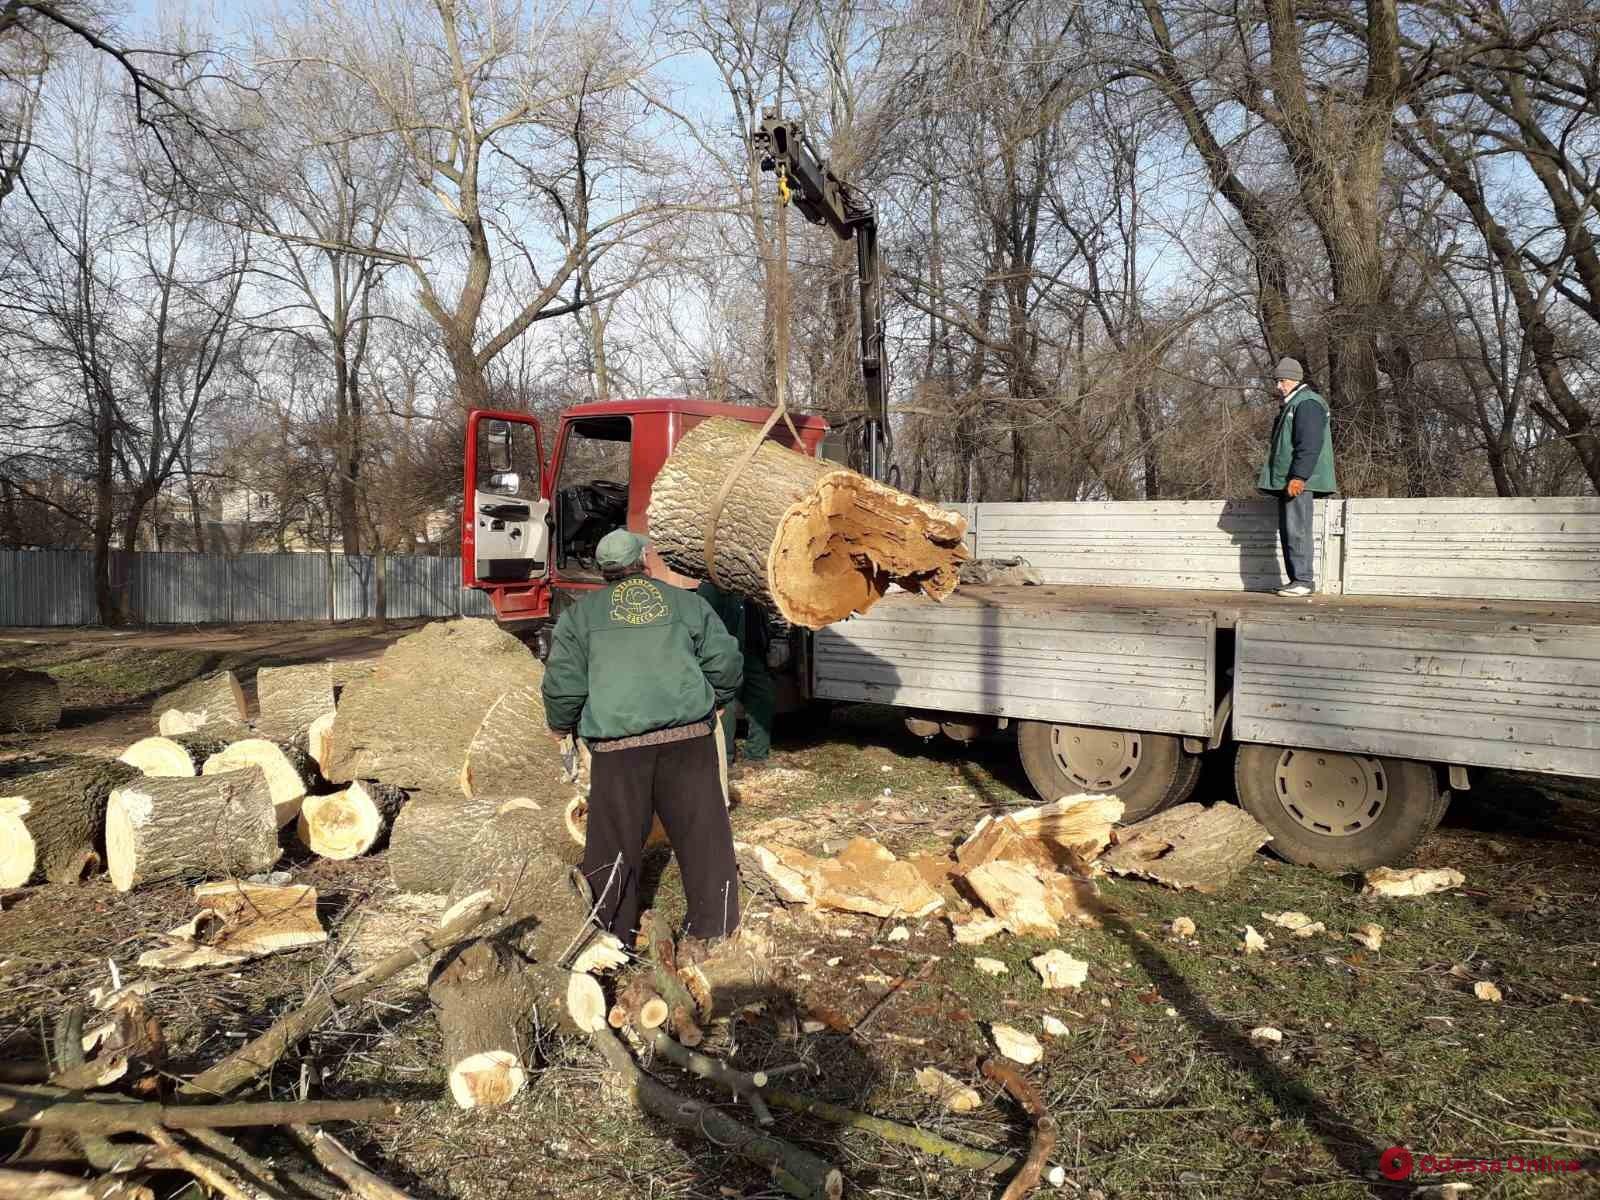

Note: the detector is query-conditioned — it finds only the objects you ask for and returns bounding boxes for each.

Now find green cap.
[596,529,647,570]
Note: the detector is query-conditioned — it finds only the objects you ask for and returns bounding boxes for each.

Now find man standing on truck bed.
[542,530,745,954]
[1259,357,1337,597]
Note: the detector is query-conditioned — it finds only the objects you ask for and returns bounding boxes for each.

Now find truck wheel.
[1164,750,1204,809]
[1233,744,1450,871]
[1016,721,1182,823]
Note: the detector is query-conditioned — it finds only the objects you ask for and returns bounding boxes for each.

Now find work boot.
[677,930,739,968]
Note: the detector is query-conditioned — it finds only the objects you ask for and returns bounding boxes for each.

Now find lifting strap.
[702,164,802,589]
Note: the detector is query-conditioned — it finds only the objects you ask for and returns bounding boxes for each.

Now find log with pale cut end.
[458,683,564,799]
[387,790,504,893]
[105,768,279,892]
[323,621,543,791]
[297,781,408,860]
[150,671,246,734]
[202,739,316,828]
[646,416,970,628]
[567,973,609,1033]
[255,663,335,747]
[0,668,63,734]
[0,755,139,887]
[427,939,535,1108]
[118,734,230,778]
[305,712,336,774]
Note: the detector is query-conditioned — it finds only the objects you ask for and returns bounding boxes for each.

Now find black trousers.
[580,731,740,943]
[1277,488,1316,586]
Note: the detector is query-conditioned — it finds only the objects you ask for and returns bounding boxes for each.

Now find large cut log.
[328,657,376,696]
[105,768,280,892]
[0,669,63,734]
[150,671,247,735]
[254,663,335,747]
[322,621,542,791]
[0,755,138,887]
[446,800,583,960]
[427,938,535,1108]
[387,790,504,893]
[202,739,317,828]
[118,734,230,778]
[459,684,565,799]
[305,712,336,775]
[646,416,970,628]
[297,781,408,860]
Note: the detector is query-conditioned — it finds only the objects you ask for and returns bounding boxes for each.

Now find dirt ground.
[2,622,1597,1199]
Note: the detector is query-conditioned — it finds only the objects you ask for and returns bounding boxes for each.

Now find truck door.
[464,411,548,609]
[549,415,633,607]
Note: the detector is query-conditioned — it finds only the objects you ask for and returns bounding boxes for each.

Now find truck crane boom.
[752,111,889,483]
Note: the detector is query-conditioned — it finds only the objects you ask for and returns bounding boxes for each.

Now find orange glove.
[1286,478,1306,498]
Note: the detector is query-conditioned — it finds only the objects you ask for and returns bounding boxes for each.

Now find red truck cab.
[463,399,830,627]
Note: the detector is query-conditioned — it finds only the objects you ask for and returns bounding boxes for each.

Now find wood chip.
[1352,923,1384,951]
[1361,866,1465,898]
[1249,1026,1283,1043]
[1170,916,1196,937]
[974,957,1009,976]
[914,1066,982,1113]
[990,1023,1043,1065]
[1265,911,1313,931]
[949,913,1006,945]
[1041,1015,1070,1037]
[1473,981,1503,1003]
[1031,949,1088,991]
[1102,803,1270,892]
[1241,925,1267,955]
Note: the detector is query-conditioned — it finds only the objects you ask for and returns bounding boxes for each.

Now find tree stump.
[118,734,231,778]
[0,755,138,886]
[202,739,317,827]
[255,663,335,747]
[387,790,504,893]
[151,671,247,735]
[646,417,970,627]
[427,939,535,1108]
[297,781,408,859]
[0,669,63,733]
[105,768,280,892]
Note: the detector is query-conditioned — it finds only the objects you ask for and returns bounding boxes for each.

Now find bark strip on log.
[202,740,317,829]
[105,769,279,892]
[297,782,408,860]
[427,940,534,1108]
[254,663,335,747]
[0,756,138,887]
[118,735,230,779]
[647,417,969,628]
[387,791,503,893]
[459,685,565,799]
[0,670,63,734]
[151,672,246,735]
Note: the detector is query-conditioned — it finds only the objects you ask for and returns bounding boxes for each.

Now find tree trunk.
[150,671,247,735]
[254,663,336,748]
[0,755,138,887]
[201,739,318,829]
[297,781,408,860]
[104,768,280,892]
[387,790,505,893]
[427,939,535,1108]
[459,684,566,798]
[0,669,62,733]
[647,418,969,628]
[118,733,231,778]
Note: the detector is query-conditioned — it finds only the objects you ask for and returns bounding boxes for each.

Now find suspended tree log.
[150,672,247,735]
[0,756,138,887]
[646,417,970,628]
[322,621,542,791]
[202,739,317,828]
[104,769,279,892]
[427,939,536,1108]
[118,735,230,778]
[458,685,565,799]
[254,663,335,748]
[297,782,408,860]
[387,791,503,893]
[0,669,63,734]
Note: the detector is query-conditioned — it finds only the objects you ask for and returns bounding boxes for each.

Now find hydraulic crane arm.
[752,111,889,483]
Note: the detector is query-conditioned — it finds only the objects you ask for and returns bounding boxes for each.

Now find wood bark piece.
[427,939,535,1108]
[297,782,408,860]
[322,621,541,791]
[588,1025,843,1200]
[0,669,63,734]
[915,1066,982,1113]
[1360,866,1466,897]
[459,684,564,798]
[0,756,138,886]
[960,796,1123,872]
[0,1167,152,1200]
[1101,802,1271,893]
[202,739,317,828]
[179,890,496,1098]
[137,881,326,970]
[387,790,503,893]
[151,672,246,735]
[647,416,969,627]
[104,769,279,893]
[254,663,335,747]
[981,1057,1059,1200]
[118,735,230,778]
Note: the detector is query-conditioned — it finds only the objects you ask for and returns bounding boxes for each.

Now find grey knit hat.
[1273,357,1305,383]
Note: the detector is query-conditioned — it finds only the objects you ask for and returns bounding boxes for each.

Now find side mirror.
[484,420,514,472]
[487,470,520,495]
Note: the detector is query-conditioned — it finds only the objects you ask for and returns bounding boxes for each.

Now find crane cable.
[701,164,802,590]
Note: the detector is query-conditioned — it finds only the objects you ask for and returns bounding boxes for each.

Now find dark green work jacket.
[1258,385,1337,493]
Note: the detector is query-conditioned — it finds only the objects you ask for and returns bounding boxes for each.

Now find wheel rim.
[1273,749,1388,837]
[1049,725,1142,790]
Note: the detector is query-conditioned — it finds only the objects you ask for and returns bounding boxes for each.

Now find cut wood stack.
[0,668,63,733]
[105,768,280,892]
[0,755,138,886]
[646,416,970,627]
[201,739,317,828]
[151,670,248,736]
[297,781,408,860]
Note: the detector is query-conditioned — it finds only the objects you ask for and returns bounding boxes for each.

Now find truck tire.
[1164,750,1205,809]
[1016,721,1182,823]
[1233,744,1449,871]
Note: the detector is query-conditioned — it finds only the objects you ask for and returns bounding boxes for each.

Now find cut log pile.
[647,416,970,627]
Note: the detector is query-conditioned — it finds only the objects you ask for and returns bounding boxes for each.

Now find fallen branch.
[0,1167,152,1200]
[180,891,496,1098]
[763,1090,1018,1176]
[0,1087,402,1134]
[288,1126,416,1200]
[145,1129,260,1200]
[588,1026,841,1200]
[639,912,702,1048]
[980,1058,1059,1200]
[648,1031,773,1125]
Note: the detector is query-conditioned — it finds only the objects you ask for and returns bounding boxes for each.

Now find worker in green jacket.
[695,580,777,773]
[1258,357,1337,597]
[542,530,744,948]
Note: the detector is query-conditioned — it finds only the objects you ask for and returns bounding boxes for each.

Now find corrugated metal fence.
[0,550,495,626]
